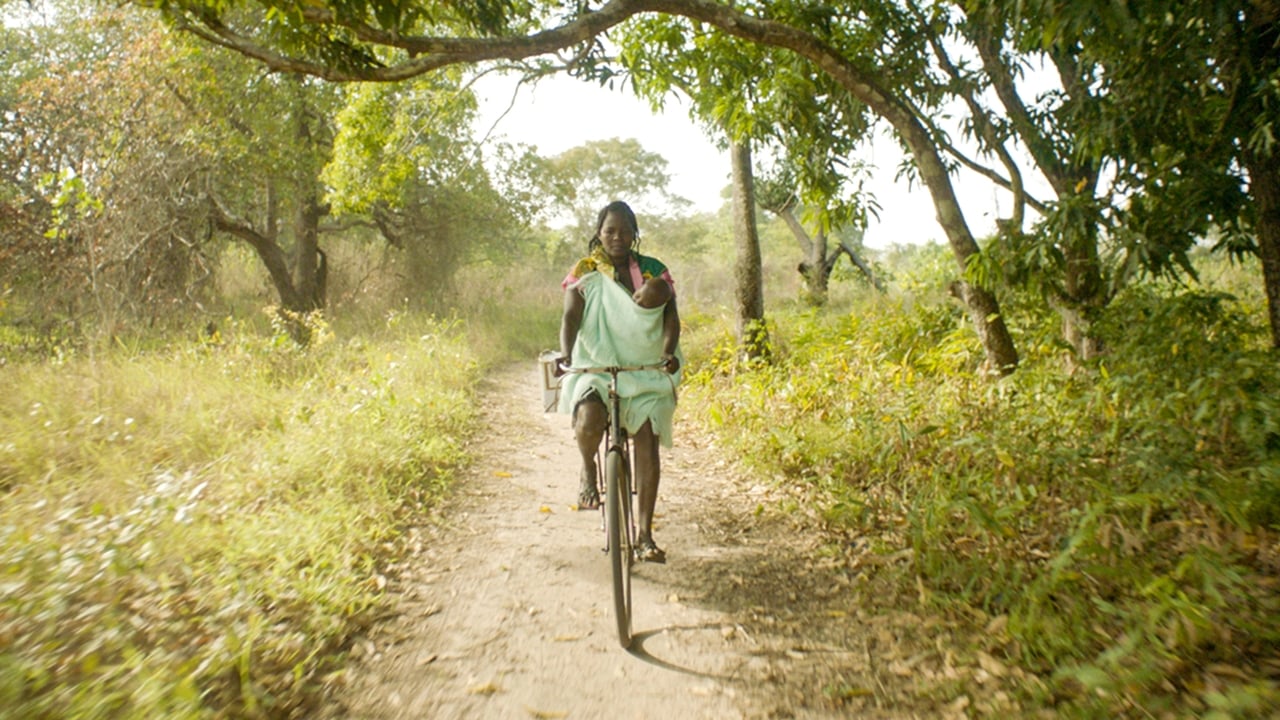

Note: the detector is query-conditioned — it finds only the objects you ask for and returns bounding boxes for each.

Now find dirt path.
[326,364,1018,719]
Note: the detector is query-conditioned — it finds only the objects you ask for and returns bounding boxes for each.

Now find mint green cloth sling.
[558,271,682,447]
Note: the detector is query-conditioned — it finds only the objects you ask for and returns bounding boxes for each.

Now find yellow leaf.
[468,682,500,695]
[494,471,512,478]
[526,709,568,720]
[995,449,1015,468]
[539,505,552,513]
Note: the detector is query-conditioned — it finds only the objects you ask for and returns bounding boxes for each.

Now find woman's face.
[598,211,635,262]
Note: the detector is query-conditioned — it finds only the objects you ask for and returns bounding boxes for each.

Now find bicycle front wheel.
[605,448,633,649]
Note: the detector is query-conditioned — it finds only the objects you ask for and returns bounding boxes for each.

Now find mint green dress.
[558,271,682,447]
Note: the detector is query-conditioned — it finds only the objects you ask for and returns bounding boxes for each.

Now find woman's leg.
[632,421,665,562]
[572,395,607,507]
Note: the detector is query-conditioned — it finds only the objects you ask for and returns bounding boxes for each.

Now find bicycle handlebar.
[560,362,669,375]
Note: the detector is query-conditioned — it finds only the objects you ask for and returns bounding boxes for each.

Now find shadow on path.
[627,623,743,682]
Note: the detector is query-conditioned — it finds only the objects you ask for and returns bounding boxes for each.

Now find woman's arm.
[661,295,681,373]
[558,286,585,372]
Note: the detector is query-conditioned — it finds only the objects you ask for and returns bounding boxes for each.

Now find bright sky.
[472,72,1017,250]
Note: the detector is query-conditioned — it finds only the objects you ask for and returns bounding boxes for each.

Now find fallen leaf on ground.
[978,651,1007,678]
[468,682,501,695]
[526,708,567,719]
[416,654,438,666]
[494,471,513,478]
[539,505,552,513]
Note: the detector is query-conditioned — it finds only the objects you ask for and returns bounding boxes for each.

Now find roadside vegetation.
[4,224,1277,719]
[0,307,480,718]
[680,247,1280,717]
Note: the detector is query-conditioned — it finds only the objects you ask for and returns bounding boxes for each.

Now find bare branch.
[964,14,1072,195]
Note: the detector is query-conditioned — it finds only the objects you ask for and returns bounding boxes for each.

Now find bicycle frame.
[562,362,666,648]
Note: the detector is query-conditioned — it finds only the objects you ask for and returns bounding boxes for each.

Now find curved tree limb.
[207,195,303,309]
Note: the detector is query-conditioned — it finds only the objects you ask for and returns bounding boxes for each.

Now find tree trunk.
[731,141,769,360]
[1057,226,1107,361]
[1244,148,1280,349]
[899,116,1019,374]
[208,198,304,311]
[293,193,325,311]
[777,204,830,304]
[290,76,327,312]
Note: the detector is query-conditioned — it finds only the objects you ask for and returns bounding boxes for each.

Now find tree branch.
[932,131,1048,216]
[918,12,1030,229]
[165,0,641,82]
[964,13,1072,196]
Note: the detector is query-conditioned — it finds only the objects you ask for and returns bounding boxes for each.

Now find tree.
[151,0,1022,372]
[324,74,520,305]
[755,170,883,304]
[4,1,541,339]
[1,5,227,329]
[538,136,687,257]
[1015,0,1279,348]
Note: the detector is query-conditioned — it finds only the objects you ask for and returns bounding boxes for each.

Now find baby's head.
[633,276,672,309]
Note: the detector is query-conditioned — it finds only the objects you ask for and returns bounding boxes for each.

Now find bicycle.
[559,361,669,649]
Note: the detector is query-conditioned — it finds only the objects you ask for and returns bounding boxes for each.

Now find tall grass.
[0,311,479,718]
[681,254,1280,717]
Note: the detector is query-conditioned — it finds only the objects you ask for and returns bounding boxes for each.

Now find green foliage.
[325,75,480,215]
[0,313,480,718]
[616,10,878,228]
[323,75,538,304]
[682,255,1280,714]
[539,137,687,240]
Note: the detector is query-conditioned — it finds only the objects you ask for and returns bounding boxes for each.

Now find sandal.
[577,468,600,511]
[635,537,666,564]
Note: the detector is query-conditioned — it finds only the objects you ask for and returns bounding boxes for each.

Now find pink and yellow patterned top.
[561,247,675,293]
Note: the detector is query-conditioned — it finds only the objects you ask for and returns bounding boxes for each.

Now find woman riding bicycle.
[556,200,682,563]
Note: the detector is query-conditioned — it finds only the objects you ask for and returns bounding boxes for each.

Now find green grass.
[680,259,1280,717]
[0,311,480,719]
[4,231,1275,718]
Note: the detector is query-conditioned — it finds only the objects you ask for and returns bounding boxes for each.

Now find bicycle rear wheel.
[605,448,633,648]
